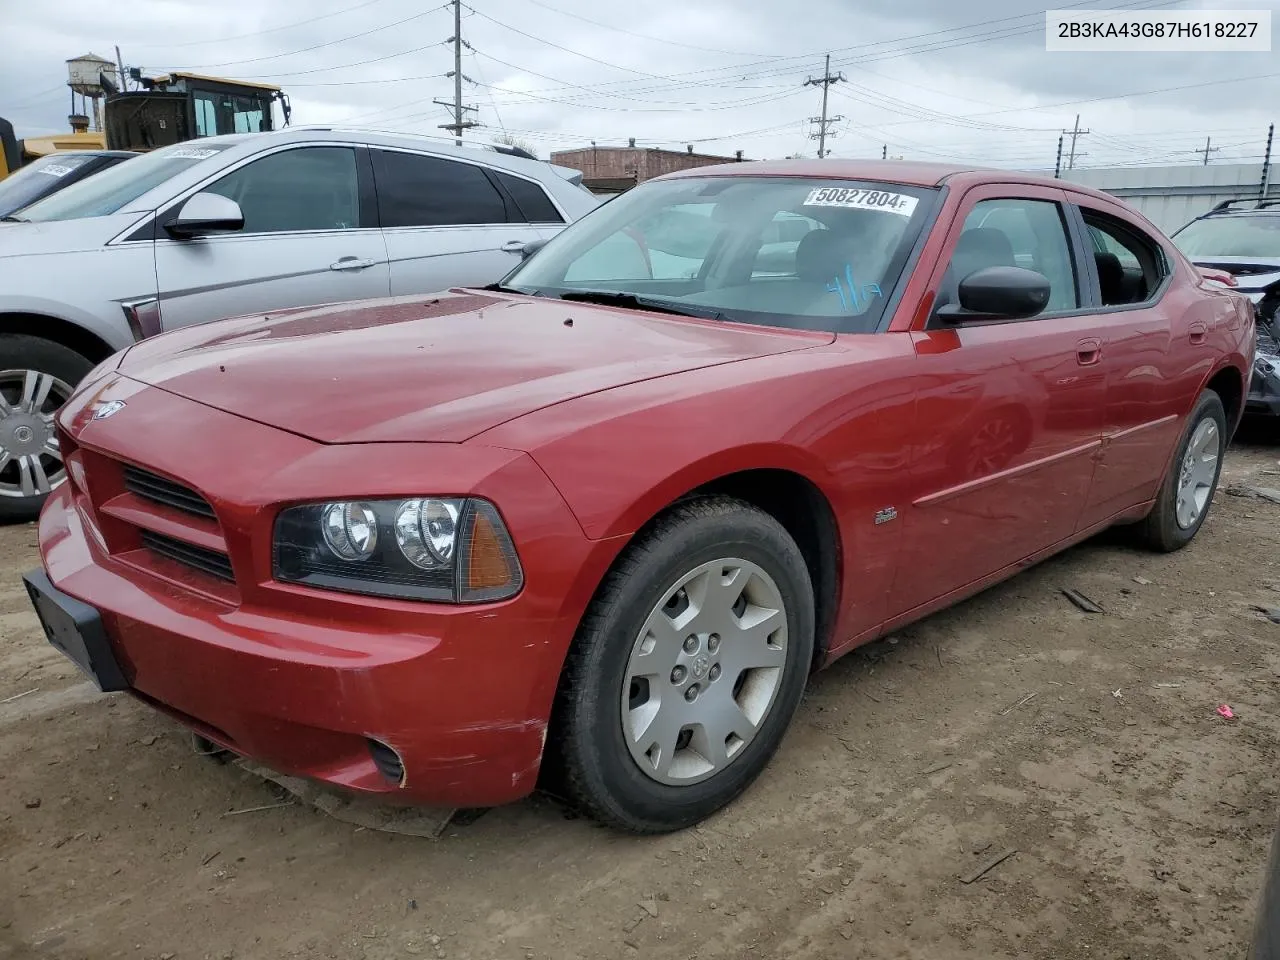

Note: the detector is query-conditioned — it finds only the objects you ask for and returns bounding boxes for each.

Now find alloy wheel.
[0,369,72,501]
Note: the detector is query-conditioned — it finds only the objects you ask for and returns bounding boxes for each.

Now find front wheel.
[0,334,92,523]
[1133,389,1227,552]
[551,496,815,833]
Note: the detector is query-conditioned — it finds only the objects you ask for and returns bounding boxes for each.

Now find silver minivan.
[0,128,597,520]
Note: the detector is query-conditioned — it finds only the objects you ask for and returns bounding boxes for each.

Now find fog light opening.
[367,737,406,787]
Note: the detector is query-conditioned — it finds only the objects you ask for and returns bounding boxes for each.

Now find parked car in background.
[1172,198,1280,417]
[0,128,596,520]
[26,160,1252,833]
[0,150,137,220]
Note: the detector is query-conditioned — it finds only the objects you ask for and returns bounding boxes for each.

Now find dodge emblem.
[91,400,126,421]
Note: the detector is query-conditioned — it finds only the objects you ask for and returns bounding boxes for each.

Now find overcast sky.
[3,0,1278,170]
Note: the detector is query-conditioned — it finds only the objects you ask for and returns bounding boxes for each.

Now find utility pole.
[1261,123,1274,201]
[434,0,477,146]
[115,45,128,93]
[1054,134,1064,178]
[1062,113,1090,170]
[804,54,845,158]
[1195,136,1220,165]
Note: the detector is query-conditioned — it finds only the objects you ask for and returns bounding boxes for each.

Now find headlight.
[274,497,523,602]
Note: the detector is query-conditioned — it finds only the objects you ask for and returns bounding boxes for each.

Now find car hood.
[0,212,145,259]
[1188,256,1280,297]
[117,291,832,443]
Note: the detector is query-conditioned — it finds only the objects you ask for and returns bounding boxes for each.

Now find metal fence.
[1058,162,1277,234]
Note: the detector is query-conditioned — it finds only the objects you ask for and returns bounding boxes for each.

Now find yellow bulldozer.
[2,68,290,180]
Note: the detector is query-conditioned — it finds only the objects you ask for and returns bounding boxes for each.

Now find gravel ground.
[3,431,1280,960]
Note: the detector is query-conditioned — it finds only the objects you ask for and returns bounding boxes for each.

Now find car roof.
[655,158,1123,198]
[216,126,577,178]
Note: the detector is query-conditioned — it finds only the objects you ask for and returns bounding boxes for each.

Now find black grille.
[139,530,234,582]
[123,466,216,520]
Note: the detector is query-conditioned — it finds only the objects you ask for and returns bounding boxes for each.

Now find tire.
[1133,389,1227,552]
[0,334,93,524]
[550,495,815,833]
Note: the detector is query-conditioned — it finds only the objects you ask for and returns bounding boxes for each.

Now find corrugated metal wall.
[1058,162,1276,234]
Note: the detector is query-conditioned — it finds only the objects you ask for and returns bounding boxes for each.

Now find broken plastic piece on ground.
[234,759,455,838]
[1217,704,1236,720]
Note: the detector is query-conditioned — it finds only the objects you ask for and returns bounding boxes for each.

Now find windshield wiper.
[481,282,541,296]
[557,290,727,322]
[0,215,28,223]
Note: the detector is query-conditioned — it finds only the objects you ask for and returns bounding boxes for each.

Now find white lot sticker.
[803,187,919,217]
[36,164,75,177]
[168,147,220,160]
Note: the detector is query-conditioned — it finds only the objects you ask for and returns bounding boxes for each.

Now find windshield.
[504,175,937,333]
[17,143,232,222]
[0,154,108,218]
[1173,213,1280,258]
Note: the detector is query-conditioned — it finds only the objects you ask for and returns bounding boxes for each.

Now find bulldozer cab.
[0,118,19,179]
[104,73,289,152]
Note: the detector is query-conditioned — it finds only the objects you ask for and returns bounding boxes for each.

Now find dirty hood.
[118,291,831,443]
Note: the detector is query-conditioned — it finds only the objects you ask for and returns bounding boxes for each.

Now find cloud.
[2,0,1277,170]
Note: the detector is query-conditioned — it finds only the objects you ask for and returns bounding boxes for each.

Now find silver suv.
[1172,199,1280,418]
[0,128,597,520]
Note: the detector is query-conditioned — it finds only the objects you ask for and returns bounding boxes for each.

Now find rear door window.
[371,150,507,227]
[492,170,564,223]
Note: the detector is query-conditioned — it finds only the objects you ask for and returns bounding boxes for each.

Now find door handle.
[1189,321,1207,345]
[329,257,378,271]
[1076,338,1102,366]
[501,240,531,253]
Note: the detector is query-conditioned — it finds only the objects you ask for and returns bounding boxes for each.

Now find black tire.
[0,333,94,524]
[1132,389,1227,552]
[550,495,815,833]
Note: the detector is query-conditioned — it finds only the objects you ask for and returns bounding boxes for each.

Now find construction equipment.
[102,71,290,151]
[3,57,290,179]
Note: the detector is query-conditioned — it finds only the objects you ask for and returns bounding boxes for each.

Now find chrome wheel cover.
[1175,417,1220,530]
[621,558,788,786]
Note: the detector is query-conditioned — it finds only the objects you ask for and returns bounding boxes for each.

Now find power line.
[462,3,673,81]
[509,0,783,57]
[170,6,448,70]
[128,0,396,48]
[229,41,452,79]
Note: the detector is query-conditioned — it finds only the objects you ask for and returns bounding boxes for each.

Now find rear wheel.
[552,496,814,833]
[0,334,92,523]
[1133,389,1226,551]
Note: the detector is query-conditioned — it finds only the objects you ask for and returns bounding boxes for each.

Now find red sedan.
[25,160,1254,833]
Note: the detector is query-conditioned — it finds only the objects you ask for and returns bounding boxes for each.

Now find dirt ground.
[4,432,1280,960]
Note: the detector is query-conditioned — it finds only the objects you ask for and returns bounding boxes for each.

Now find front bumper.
[33,379,615,809]
[1248,353,1280,417]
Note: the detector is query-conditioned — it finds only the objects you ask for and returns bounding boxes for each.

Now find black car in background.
[1172,199,1280,417]
[0,150,137,220]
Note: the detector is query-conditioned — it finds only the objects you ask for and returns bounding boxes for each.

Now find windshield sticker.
[168,147,221,160]
[826,263,883,313]
[803,187,918,217]
[36,163,82,177]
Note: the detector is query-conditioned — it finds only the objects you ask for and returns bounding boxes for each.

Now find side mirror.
[936,265,1051,323]
[521,239,548,260]
[165,192,244,239]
